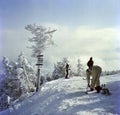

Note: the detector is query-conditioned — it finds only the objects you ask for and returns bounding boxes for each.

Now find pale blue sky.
[0,0,120,72]
[0,0,120,28]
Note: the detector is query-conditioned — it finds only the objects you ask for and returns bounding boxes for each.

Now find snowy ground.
[0,74,120,115]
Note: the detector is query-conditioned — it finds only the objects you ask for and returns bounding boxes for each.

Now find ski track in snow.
[0,74,120,115]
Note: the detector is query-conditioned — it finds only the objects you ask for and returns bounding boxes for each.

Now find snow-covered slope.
[0,74,120,115]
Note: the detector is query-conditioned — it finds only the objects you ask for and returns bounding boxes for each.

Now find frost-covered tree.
[0,57,22,110]
[77,59,84,76]
[25,24,56,91]
[2,57,16,76]
[17,52,36,92]
[0,53,36,110]
[25,24,56,57]
[52,58,69,79]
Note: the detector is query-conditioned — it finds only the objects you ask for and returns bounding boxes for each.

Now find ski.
[85,90,97,94]
[85,90,111,95]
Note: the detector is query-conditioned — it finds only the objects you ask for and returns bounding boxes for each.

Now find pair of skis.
[85,84,111,95]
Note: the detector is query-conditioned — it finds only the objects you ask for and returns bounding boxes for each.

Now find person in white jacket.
[86,65,102,93]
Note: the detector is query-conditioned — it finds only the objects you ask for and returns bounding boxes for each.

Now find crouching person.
[86,65,102,93]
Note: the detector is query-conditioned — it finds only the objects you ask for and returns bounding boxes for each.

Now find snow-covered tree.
[17,52,36,92]
[0,53,37,110]
[25,24,56,91]
[0,57,22,110]
[2,57,16,76]
[77,59,84,76]
[25,24,56,57]
[52,58,69,79]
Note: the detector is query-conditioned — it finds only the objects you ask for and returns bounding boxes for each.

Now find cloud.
[44,24,120,71]
[1,24,120,72]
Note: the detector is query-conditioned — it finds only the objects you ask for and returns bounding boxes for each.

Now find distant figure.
[87,57,94,71]
[65,63,70,79]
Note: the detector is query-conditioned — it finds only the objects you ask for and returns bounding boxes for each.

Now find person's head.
[90,57,92,60]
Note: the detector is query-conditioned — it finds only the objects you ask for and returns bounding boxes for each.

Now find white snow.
[0,73,120,115]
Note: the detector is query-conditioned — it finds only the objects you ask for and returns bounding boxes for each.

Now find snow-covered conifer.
[77,59,84,76]
[25,24,56,57]
[0,53,37,110]
[17,52,36,92]
[25,24,56,91]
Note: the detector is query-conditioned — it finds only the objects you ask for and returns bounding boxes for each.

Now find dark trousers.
[65,70,68,78]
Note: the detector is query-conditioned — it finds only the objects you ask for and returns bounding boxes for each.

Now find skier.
[65,63,70,79]
[86,65,102,93]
